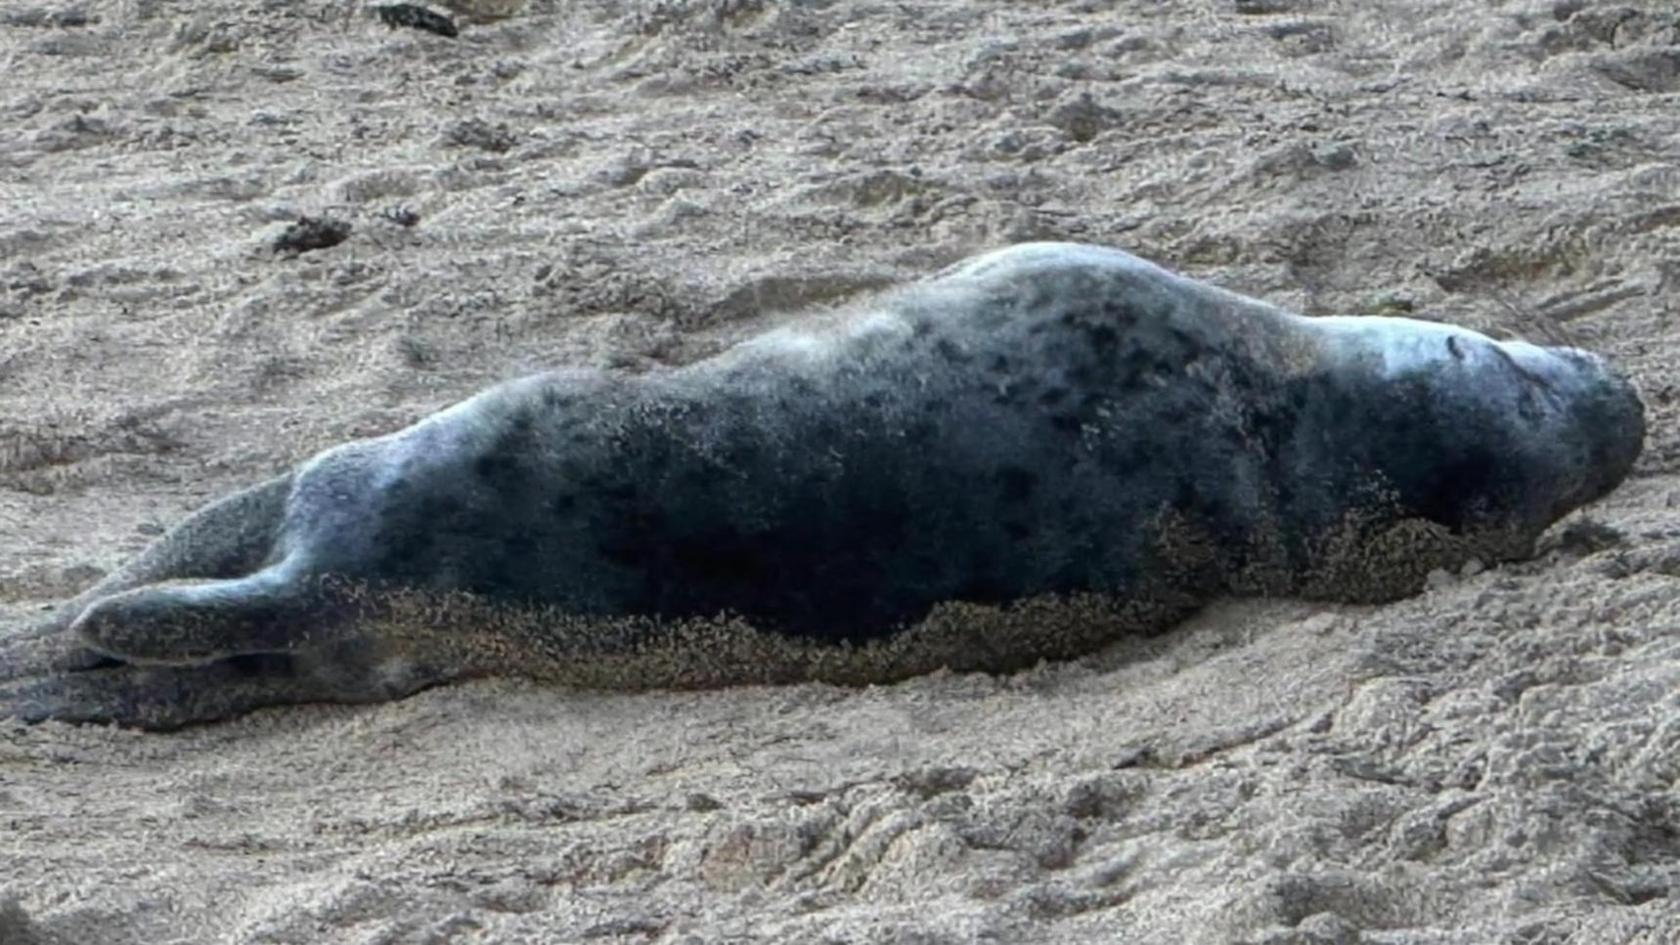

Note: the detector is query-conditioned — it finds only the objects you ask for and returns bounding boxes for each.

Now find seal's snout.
[1575,362,1645,499]
[1516,344,1646,512]
[1467,337,1643,524]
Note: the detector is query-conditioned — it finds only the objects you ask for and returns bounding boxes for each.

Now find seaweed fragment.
[373,3,459,39]
[273,216,352,255]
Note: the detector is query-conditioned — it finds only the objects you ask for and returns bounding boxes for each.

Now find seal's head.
[1309,316,1644,541]
[1480,339,1645,520]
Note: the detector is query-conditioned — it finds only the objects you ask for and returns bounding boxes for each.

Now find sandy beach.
[2,1,1677,941]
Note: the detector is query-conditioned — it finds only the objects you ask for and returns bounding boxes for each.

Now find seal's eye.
[1446,336,1465,361]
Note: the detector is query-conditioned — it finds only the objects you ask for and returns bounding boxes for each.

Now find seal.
[0,242,1645,728]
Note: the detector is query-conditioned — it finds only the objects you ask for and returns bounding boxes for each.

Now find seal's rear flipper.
[0,626,117,682]
[42,474,295,635]
[71,566,329,666]
[0,650,439,730]
[1,475,295,682]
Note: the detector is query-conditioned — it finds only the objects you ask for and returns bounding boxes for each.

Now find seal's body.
[0,243,1645,727]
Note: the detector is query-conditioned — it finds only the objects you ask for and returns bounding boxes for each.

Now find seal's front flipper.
[71,567,333,666]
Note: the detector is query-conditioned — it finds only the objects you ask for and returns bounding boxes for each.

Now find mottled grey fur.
[0,243,1645,728]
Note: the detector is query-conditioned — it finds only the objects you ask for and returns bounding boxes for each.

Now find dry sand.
[2,1,1678,941]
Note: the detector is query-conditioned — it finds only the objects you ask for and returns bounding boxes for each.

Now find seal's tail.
[0,475,294,679]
